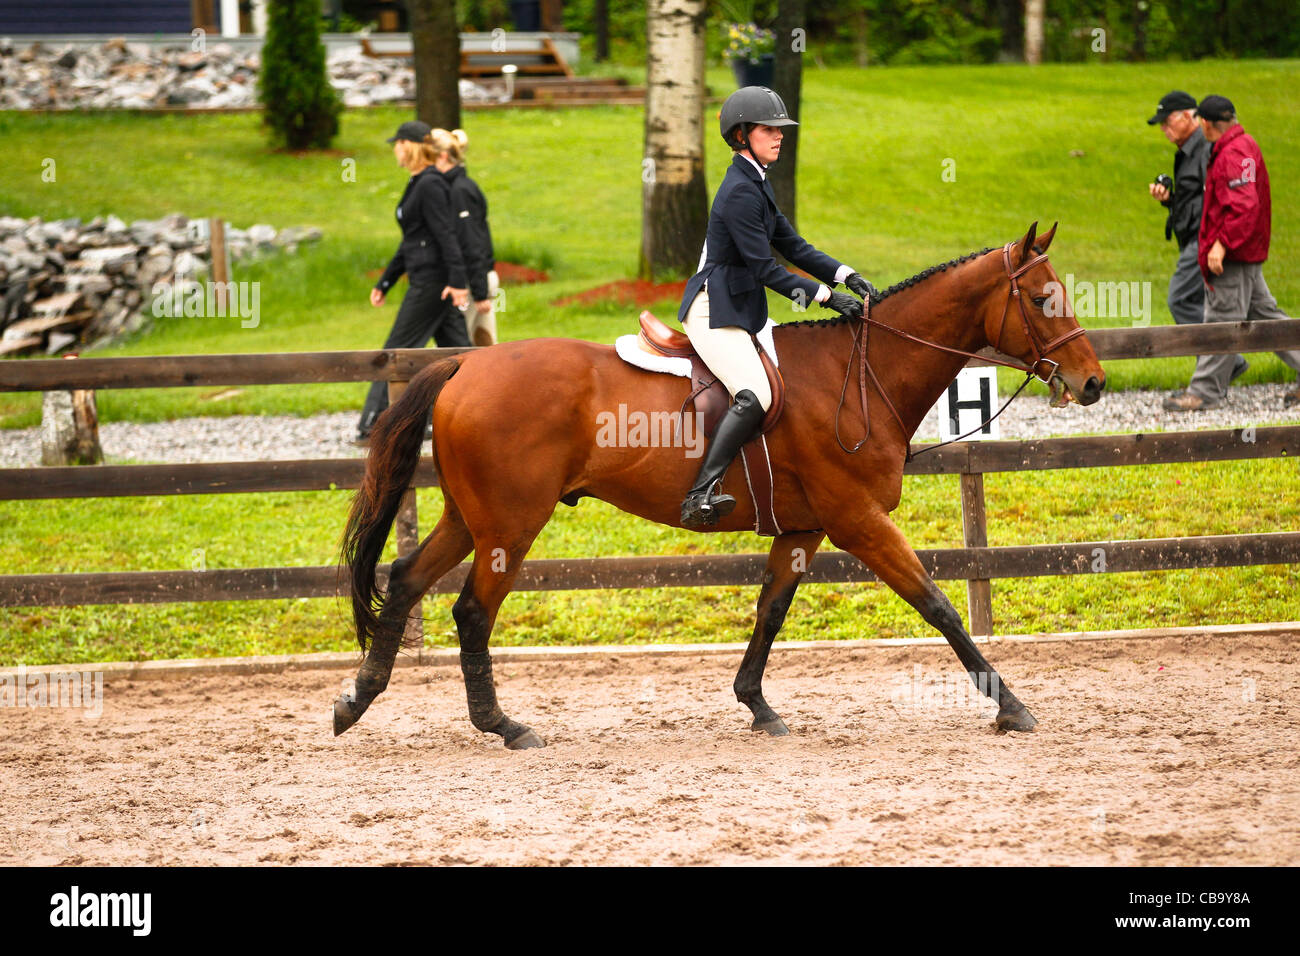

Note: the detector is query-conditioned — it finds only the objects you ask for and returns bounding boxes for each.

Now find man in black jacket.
[1147,90,1246,389]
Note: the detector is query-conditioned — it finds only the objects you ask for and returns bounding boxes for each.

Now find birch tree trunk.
[410,0,461,130]
[1025,0,1045,65]
[639,0,709,280]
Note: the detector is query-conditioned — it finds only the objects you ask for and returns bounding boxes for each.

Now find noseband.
[992,241,1088,384]
[835,241,1089,457]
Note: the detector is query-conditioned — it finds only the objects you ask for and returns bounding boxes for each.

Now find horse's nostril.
[1081,376,1103,403]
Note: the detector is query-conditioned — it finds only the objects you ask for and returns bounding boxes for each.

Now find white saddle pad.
[614,318,780,377]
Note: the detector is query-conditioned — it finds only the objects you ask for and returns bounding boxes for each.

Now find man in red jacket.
[1164,95,1300,411]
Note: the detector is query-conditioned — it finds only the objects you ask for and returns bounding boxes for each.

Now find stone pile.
[0,36,500,110]
[0,37,260,109]
[0,214,321,355]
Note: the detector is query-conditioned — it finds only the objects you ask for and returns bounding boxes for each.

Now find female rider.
[677,86,876,528]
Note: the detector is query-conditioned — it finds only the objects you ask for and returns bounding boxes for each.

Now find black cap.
[1147,90,1197,125]
[386,120,431,144]
[1195,95,1236,122]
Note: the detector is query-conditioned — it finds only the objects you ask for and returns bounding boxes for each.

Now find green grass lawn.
[2,458,1297,665]
[3,61,1300,427]
[2,61,1299,664]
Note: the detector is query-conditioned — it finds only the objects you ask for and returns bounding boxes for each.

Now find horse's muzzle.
[1049,373,1105,407]
[1078,375,1104,406]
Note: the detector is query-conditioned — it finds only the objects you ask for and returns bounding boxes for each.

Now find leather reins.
[834,241,1088,459]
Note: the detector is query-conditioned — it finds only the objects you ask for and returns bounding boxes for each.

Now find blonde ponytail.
[429,127,468,166]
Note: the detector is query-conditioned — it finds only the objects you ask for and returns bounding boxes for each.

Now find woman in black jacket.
[434,128,499,346]
[356,121,472,443]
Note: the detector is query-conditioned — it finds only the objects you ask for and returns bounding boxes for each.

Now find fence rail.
[3,533,1297,609]
[3,321,1300,392]
[3,320,1299,637]
[0,427,1294,498]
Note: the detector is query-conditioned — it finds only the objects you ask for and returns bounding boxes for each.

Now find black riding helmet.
[719,86,797,164]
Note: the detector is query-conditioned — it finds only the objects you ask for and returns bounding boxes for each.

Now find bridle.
[990,241,1089,383]
[834,241,1089,458]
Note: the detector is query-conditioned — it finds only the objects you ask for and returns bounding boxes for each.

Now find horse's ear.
[1036,221,1058,253]
[1017,221,1039,265]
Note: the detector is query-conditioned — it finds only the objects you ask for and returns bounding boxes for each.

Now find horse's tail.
[341,357,461,652]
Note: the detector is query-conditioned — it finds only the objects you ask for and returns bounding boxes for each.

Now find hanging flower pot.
[730,52,775,88]
[722,22,776,88]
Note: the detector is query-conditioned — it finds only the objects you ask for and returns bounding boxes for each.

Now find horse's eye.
[1031,296,1048,308]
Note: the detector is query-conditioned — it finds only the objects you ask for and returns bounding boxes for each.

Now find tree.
[995,0,1024,62]
[258,0,341,150]
[1132,0,1149,61]
[409,0,462,130]
[767,0,805,231]
[1025,0,1045,64]
[639,0,710,280]
[594,0,610,61]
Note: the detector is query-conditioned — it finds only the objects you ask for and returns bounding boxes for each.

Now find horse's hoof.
[333,696,364,736]
[751,716,790,736]
[505,728,546,750]
[995,703,1038,733]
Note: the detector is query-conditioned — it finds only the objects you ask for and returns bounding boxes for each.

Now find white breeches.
[459,268,499,346]
[681,287,772,411]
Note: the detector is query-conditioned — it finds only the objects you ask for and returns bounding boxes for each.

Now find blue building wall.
[0,1,205,35]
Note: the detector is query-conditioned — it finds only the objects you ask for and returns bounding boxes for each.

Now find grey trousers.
[1168,240,1205,325]
[1188,260,1300,402]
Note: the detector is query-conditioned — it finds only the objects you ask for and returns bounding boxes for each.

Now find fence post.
[387,376,423,647]
[960,471,993,637]
[209,217,229,314]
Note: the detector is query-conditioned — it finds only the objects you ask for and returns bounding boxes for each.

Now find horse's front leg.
[735,531,826,735]
[826,509,1037,733]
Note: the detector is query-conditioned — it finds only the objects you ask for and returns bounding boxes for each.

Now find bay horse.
[336,221,1105,748]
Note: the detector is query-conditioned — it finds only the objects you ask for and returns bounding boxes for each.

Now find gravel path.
[1,384,1297,468]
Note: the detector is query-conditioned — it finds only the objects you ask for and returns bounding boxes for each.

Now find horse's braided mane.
[783,246,994,328]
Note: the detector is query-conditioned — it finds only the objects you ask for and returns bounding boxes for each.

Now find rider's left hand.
[844,273,877,301]
[824,290,864,321]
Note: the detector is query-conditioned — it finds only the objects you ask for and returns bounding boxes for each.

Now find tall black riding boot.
[680,389,765,529]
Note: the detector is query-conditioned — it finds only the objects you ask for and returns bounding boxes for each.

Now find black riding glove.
[844,272,877,301]
[823,290,864,321]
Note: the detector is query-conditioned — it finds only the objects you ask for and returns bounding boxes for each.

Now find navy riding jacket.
[677,154,843,334]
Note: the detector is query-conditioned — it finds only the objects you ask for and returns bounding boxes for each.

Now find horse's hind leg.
[333,505,473,736]
[735,531,825,736]
[452,535,547,750]
[827,510,1037,733]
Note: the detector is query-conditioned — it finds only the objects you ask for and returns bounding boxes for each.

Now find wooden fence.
[2,320,1299,640]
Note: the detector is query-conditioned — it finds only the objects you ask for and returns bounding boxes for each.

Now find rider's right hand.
[824,290,864,320]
